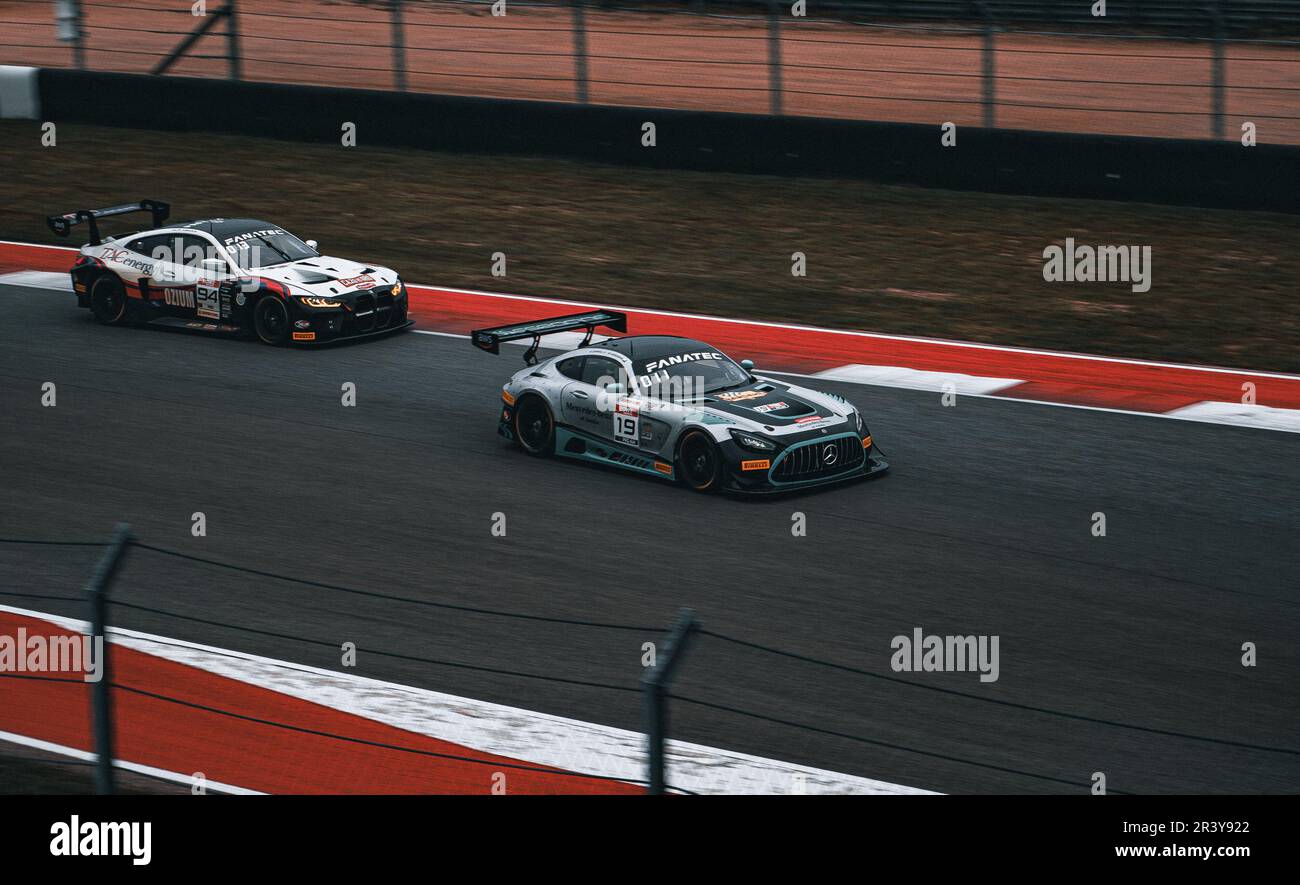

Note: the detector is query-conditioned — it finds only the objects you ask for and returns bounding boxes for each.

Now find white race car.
[48,199,412,345]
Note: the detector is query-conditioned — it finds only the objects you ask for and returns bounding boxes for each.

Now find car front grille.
[771,434,864,483]
[375,290,397,329]
[352,293,377,332]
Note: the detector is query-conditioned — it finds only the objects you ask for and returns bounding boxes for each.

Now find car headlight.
[854,410,864,433]
[298,296,344,309]
[391,280,404,297]
[729,429,775,452]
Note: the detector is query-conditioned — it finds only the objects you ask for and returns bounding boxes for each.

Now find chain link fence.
[3,528,1297,794]
[1,0,1297,141]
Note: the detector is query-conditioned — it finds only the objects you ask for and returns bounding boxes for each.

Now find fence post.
[54,0,86,70]
[224,0,242,81]
[573,0,590,104]
[642,607,697,795]
[766,0,783,116]
[391,0,407,92]
[86,523,132,796]
[979,4,997,129]
[1209,2,1226,139]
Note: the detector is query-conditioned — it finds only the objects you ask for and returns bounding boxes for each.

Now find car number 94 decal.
[196,282,221,319]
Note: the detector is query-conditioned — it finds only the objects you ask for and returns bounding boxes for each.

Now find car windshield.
[636,351,750,398]
[224,229,318,269]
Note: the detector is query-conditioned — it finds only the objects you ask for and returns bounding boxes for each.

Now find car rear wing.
[45,199,171,246]
[471,309,628,365]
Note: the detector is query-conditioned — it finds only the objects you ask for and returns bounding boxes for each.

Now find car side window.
[124,234,170,258]
[557,357,585,380]
[179,235,218,268]
[581,356,626,389]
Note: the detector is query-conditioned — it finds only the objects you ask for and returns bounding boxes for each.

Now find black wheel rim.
[517,398,551,450]
[94,283,124,321]
[258,300,286,341]
[682,435,716,487]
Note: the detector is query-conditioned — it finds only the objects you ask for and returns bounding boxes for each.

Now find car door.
[132,232,195,317]
[182,234,232,322]
[143,233,228,320]
[558,356,598,435]
[563,354,641,446]
[117,233,175,306]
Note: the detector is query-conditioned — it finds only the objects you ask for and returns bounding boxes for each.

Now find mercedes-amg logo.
[822,444,837,465]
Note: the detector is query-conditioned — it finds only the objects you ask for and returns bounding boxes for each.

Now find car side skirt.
[553,426,676,481]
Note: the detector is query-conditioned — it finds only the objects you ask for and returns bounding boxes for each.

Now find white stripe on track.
[0,270,68,289]
[1165,401,1300,433]
[813,363,1024,395]
[3,238,1298,381]
[0,729,263,795]
[5,254,1299,433]
[1,604,932,795]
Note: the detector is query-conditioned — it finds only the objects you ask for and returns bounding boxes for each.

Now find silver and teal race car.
[471,310,889,493]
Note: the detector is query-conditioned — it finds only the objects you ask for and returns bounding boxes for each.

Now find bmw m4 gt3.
[472,310,889,493]
[47,199,412,345]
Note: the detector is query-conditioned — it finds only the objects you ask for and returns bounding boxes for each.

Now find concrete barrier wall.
[31,68,1300,213]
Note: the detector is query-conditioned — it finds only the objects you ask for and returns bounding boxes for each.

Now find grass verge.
[2,121,1296,372]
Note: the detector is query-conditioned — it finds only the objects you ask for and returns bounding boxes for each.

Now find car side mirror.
[305,239,318,251]
[740,359,755,371]
[604,382,626,395]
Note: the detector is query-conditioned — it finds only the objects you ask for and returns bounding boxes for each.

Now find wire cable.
[697,629,1299,756]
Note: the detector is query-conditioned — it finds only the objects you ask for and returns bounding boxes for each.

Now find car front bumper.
[721,432,889,494]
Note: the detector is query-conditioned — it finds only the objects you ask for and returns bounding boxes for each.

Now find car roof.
[168,218,283,241]
[588,335,716,361]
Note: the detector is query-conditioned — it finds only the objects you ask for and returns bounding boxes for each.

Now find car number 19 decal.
[614,401,640,447]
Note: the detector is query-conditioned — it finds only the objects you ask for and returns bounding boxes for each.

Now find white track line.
[0,270,66,288]
[1164,401,1300,432]
[0,729,262,795]
[2,605,931,795]
[4,239,1298,380]
[432,329,1300,434]
[813,364,1024,395]
[6,259,1298,433]
[761,367,1300,433]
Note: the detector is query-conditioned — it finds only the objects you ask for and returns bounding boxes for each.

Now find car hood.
[252,256,397,297]
[689,378,855,435]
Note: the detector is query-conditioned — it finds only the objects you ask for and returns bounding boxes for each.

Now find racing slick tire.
[677,429,722,493]
[89,274,129,326]
[513,394,556,456]
[253,295,291,346]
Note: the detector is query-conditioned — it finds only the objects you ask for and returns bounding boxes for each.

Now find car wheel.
[253,296,290,345]
[677,429,721,492]
[89,274,128,326]
[514,394,555,456]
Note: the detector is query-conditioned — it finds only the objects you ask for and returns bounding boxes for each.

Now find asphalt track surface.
[1,293,1297,794]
